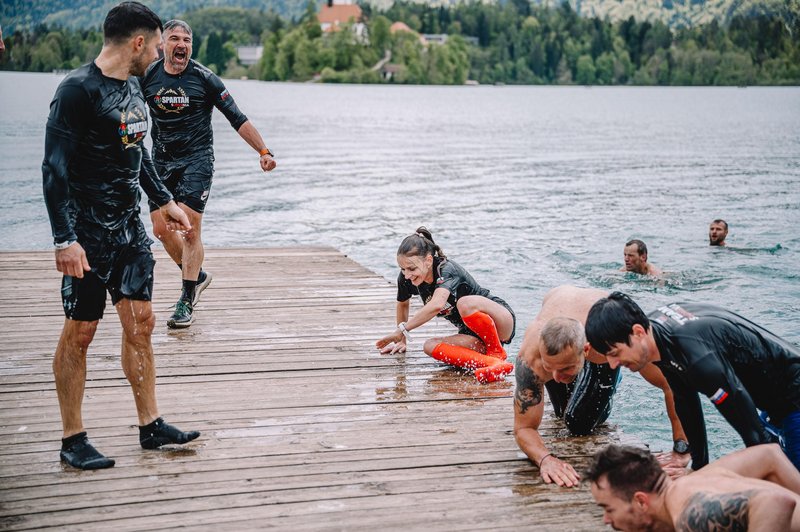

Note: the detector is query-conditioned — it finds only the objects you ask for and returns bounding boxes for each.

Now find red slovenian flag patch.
[710,388,729,405]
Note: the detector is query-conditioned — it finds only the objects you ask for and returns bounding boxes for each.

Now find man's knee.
[133,311,156,336]
[180,210,203,245]
[62,320,100,352]
[182,227,202,245]
[119,301,156,337]
[150,211,168,241]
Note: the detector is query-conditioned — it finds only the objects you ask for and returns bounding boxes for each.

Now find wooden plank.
[0,248,626,531]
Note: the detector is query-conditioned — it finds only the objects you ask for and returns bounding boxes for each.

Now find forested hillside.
[1,0,307,32]
[2,1,798,85]
[3,0,798,32]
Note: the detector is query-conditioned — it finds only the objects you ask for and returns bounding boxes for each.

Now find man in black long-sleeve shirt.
[141,19,276,328]
[42,1,200,470]
[585,291,800,472]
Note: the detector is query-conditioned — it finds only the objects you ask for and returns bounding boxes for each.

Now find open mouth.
[173,49,188,62]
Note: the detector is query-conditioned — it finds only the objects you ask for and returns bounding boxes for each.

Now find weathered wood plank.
[0,248,623,531]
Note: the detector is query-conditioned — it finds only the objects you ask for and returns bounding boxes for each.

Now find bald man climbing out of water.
[514,286,686,487]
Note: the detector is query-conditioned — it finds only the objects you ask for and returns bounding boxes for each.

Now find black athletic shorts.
[148,156,214,214]
[61,241,155,321]
[457,295,517,345]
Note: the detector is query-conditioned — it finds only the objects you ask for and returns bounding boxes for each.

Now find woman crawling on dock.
[375,227,515,383]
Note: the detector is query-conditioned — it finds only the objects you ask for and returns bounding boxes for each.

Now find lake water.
[2,71,799,460]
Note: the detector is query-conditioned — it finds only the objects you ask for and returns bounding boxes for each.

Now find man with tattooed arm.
[587,443,800,531]
[514,286,687,487]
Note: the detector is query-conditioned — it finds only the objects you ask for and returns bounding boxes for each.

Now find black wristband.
[673,439,690,454]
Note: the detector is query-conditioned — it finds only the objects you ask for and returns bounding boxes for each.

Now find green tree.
[594,52,614,84]
[715,51,756,85]
[575,54,595,84]
[30,31,64,71]
[204,32,225,73]
[370,15,391,54]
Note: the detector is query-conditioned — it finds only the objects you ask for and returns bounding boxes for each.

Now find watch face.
[673,440,690,454]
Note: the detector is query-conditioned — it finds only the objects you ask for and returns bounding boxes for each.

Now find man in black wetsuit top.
[42,1,200,470]
[514,286,687,488]
[141,19,276,329]
[585,292,800,473]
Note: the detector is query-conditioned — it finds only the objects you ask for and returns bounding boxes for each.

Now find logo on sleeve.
[709,388,729,405]
[657,304,698,326]
[154,86,189,113]
[219,89,230,101]
[118,107,148,147]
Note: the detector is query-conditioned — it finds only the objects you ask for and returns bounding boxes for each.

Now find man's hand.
[376,330,405,354]
[539,455,581,488]
[159,201,191,232]
[655,450,691,479]
[260,154,276,172]
[55,243,91,278]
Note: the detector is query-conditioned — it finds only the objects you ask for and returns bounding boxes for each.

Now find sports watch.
[673,439,690,454]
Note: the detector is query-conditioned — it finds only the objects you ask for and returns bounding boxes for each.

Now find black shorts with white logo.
[61,227,156,321]
[148,156,214,214]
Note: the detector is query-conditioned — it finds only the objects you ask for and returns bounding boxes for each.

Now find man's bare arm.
[707,444,800,494]
[639,362,687,442]
[513,357,547,458]
[514,358,580,487]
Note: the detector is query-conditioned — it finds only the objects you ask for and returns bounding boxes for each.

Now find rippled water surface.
[2,71,799,459]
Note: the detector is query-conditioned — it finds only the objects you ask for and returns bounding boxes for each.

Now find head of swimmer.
[539,317,588,384]
[162,19,193,74]
[623,239,648,274]
[709,219,728,246]
[586,445,665,532]
[396,227,445,287]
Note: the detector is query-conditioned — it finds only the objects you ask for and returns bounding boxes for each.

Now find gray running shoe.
[167,300,194,329]
[193,270,213,306]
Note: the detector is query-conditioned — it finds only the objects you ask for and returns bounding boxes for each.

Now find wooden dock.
[0,248,625,530]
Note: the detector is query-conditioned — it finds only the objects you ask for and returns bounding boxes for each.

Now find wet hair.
[397,226,446,260]
[540,317,585,357]
[585,444,665,500]
[711,219,728,230]
[164,19,193,37]
[584,292,649,355]
[625,239,647,256]
[103,2,162,44]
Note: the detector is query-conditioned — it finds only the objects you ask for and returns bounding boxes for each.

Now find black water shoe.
[140,417,200,449]
[60,432,115,470]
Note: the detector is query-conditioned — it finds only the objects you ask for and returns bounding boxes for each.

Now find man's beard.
[130,50,154,77]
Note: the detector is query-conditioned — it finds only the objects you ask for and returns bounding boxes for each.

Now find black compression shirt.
[397,257,491,329]
[650,302,800,469]
[43,62,172,244]
[141,59,248,168]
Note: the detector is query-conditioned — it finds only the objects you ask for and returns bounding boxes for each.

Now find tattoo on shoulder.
[514,359,543,414]
[676,491,755,532]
